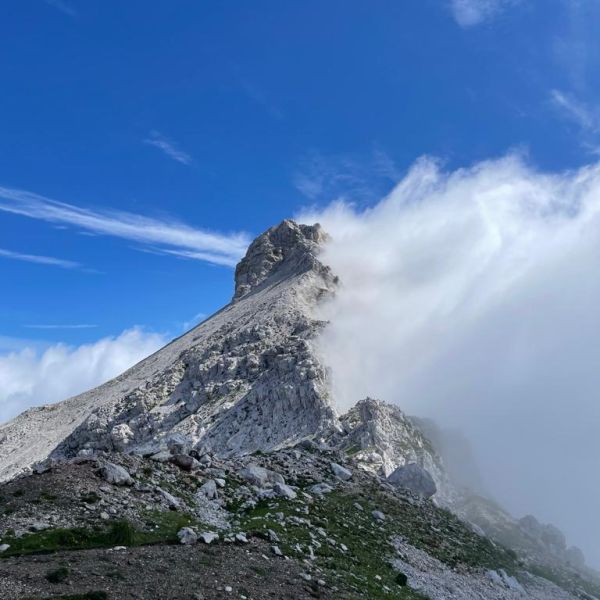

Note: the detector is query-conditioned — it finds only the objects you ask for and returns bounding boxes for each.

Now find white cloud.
[0,327,166,423]
[300,154,600,567]
[0,187,250,267]
[450,0,518,27]
[143,130,193,165]
[0,247,80,269]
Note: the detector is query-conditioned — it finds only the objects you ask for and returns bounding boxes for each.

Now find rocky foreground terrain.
[1,220,598,599]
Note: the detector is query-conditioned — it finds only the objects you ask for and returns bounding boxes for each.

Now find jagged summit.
[233,220,331,300]
[0,220,337,482]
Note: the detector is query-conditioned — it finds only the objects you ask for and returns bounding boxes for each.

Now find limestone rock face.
[0,220,338,481]
[233,220,331,300]
[334,398,452,502]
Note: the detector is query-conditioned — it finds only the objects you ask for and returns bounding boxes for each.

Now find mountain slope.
[0,220,337,482]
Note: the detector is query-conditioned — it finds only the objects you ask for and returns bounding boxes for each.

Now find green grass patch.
[0,511,196,558]
[235,484,523,599]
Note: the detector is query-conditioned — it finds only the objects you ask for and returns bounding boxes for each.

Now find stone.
[235,533,248,544]
[177,527,197,545]
[198,479,218,500]
[199,531,219,544]
[330,462,352,481]
[171,453,200,472]
[273,482,297,500]
[387,463,436,499]
[156,487,181,509]
[271,545,283,556]
[215,478,226,488]
[29,522,51,532]
[149,450,172,463]
[0,544,10,553]
[372,510,386,521]
[308,483,333,495]
[110,423,134,451]
[100,462,134,486]
[239,464,285,488]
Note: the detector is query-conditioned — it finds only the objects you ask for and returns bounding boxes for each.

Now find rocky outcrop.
[0,220,338,481]
[387,463,437,499]
[333,398,454,503]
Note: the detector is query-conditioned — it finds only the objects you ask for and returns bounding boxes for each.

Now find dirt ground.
[0,539,347,600]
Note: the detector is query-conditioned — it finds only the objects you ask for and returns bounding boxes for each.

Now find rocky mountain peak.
[233,219,330,300]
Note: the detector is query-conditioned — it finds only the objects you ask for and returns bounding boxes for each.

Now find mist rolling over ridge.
[300,154,600,567]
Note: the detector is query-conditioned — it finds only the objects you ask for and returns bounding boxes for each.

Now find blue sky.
[2,0,600,409]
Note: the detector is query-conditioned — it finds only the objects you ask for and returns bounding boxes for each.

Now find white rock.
[199,531,219,544]
[372,510,386,521]
[235,533,249,544]
[100,462,134,486]
[271,545,283,556]
[199,479,218,500]
[273,482,297,500]
[177,527,198,545]
[239,464,285,488]
[0,544,10,553]
[308,483,333,495]
[330,462,352,481]
[156,486,181,509]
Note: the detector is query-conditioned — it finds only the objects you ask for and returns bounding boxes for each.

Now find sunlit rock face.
[0,220,339,480]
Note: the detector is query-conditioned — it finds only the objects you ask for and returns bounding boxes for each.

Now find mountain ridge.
[0,219,596,600]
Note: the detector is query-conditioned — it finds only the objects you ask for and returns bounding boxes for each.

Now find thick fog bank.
[300,155,600,567]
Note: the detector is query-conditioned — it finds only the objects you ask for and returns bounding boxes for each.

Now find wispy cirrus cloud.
[551,90,599,132]
[551,89,600,153]
[44,0,77,17]
[450,0,520,28]
[293,147,400,203]
[0,247,80,269]
[143,130,193,165]
[0,187,250,267]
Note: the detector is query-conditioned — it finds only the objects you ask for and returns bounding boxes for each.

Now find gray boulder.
[330,462,352,481]
[171,454,200,472]
[273,482,297,500]
[177,527,197,545]
[198,479,218,500]
[100,461,134,486]
[308,483,333,495]
[239,464,285,488]
[387,463,436,498]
